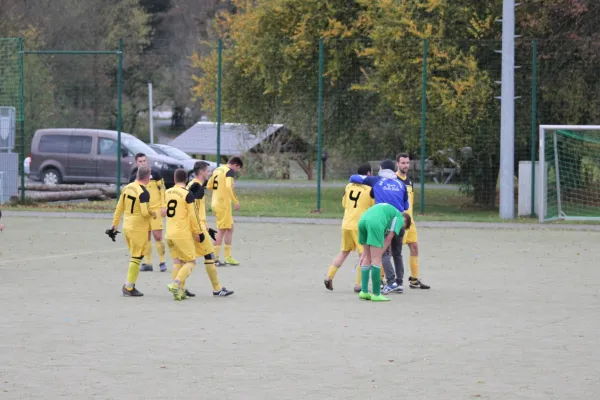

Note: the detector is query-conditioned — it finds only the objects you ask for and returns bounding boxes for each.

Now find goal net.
[539,125,600,222]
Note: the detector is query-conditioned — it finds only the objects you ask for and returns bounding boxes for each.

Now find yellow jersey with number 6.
[207,165,239,208]
[341,183,374,230]
[165,185,201,239]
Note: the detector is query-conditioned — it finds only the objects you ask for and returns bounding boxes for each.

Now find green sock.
[360,266,371,293]
[371,265,381,296]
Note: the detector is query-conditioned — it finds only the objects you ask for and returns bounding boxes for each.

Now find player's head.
[227,156,244,173]
[193,161,211,181]
[357,163,372,176]
[174,168,188,185]
[379,159,397,172]
[136,165,151,184]
[402,211,412,230]
[135,153,148,167]
[396,152,410,175]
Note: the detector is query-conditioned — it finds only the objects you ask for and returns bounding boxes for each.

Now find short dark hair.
[135,153,146,160]
[357,163,372,175]
[193,161,210,174]
[396,152,410,161]
[174,168,188,183]
[402,212,412,230]
[228,156,244,168]
[380,159,397,172]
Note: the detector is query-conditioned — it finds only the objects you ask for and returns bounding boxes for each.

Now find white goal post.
[538,125,600,223]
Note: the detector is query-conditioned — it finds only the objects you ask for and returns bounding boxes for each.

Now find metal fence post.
[18,38,25,203]
[216,38,223,167]
[116,38,123,198]
[530,39,538,217]
[419,39,428,215]
[316,39,324,211]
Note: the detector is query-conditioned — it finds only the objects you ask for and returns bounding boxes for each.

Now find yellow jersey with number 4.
[165,185,201,239]
[341,183,374,230]
[112,182,153,232]
[207,165,239,208]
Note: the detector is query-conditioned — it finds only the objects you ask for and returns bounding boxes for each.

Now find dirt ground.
[1,216,599,400]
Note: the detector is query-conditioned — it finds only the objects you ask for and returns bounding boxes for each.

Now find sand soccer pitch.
[1,215,599,400]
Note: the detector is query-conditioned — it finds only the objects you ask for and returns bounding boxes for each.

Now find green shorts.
[358,218,385,248]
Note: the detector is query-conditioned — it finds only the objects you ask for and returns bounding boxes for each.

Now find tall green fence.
[196,38,572,216]
[0,38,123,203]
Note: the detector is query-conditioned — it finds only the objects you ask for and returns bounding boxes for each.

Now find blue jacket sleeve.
[349,174,365,184]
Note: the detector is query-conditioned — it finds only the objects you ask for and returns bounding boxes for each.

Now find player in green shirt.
[357,203,412,301]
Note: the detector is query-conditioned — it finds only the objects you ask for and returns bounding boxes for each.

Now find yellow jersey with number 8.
[165,185,202,239]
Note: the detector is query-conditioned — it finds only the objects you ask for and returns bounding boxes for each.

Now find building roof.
[168,122,285,156]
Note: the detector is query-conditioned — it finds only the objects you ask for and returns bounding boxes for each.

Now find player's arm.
[185,192,202,234]
[402,184,409,211]
[225,169,239,205]
[383,230,396,252]
[342,190,347,208]
[112,192,125,228]
[154,169,167,208]
[138,189,153,218]
[206,172,215,192]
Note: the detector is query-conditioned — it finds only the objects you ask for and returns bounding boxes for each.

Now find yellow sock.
[204,259,221,291]
[126,258,141,288]
[156,240,165,263]
[175,262,194,286]
[224,245,232,259]
[355,266,361,288]
[410,256,419,279]
[214,245,221,260]
[326,265,339,280]
[171,263,182,280]
[144,240,152,265]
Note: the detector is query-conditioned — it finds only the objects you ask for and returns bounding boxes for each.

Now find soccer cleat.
[213,287,234,297]
[370,294,390,302]
[184,289,196,297]
[215,260,227,267]
[358,291,371,300]
[224,257,240,265]
[122,284,144,297]
[159,262,167,272]
[409,277,430,290]
[382,282,404,294]
[140,263,153,272]
[353,286,361,293]
[324,278,333,291]
[167,283,184,301]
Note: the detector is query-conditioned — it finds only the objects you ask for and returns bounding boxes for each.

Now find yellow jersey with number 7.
[341,183,374,230]
[112,182,153,232]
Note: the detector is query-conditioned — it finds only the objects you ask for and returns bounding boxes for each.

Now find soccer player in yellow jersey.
[396,152,430,289]
[206,156,243,266]
[164,169,204,301]
[129,153,168,273]
[111,165,158,297]
[186,161,234,297]
[324,163,375,292]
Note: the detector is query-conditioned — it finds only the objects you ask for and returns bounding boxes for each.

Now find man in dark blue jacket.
[349,159,408,294]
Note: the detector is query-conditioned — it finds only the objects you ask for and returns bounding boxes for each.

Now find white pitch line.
[0,247,128,265]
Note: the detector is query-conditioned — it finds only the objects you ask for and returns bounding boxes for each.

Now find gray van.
[29,129,183,187]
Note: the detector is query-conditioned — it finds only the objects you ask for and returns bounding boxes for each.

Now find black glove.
[105,228,120,242]
[199,232,206,243]
[208,228,217,241]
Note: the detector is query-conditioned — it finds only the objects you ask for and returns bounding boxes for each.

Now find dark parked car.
[148,143,216,179]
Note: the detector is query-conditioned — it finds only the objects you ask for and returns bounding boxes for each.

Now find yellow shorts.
[167,238,196,262]
[194,229,214,257]
[149,208,163,231]
[340,228,363,253]
[403,221,418,244]
[213,204,233,229]
[124,229,148,258]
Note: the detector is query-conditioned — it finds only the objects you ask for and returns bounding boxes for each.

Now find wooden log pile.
[11,183,126,203]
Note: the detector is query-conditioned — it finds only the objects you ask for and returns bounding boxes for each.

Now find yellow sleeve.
[112,193,125,227]
[160,179,166,208]
[226,176,239,204]
[206,173,215,192]
[186,193,201,234]
[138,190,152,218]
[342,191,347,208]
